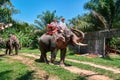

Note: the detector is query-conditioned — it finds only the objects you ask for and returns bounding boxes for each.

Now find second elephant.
[5,35,20,55]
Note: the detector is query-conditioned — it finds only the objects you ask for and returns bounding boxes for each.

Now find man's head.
[54,19,58,22]
[61,17,65,22]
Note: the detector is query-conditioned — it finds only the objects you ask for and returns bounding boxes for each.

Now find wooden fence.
[79,28,120,56]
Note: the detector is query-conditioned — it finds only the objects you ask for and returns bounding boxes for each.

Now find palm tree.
[0,0,19,23]
[0,0,11,7]
[34,10,60,30]
[69,14,94,32]
[84,0,120,29]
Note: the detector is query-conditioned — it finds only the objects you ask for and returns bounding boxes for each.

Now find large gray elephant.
[5,35,19,55]
[38,28,87,65]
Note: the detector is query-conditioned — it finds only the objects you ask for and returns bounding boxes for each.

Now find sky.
[11,0,89,24]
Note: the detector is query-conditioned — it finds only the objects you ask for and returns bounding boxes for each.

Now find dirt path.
[22,53,113,80]
[24,53,120,74]
[65,58,120,74]
[63,66,112,80]
[11,55,60,80]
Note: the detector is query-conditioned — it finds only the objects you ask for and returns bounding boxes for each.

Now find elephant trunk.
[71,28,87,46]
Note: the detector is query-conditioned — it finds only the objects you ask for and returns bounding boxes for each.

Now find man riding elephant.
[5,33,19,55]
[39,26,87,65]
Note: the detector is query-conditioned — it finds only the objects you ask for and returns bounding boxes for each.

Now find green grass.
[35,62,86,80]
[0,56,33,80]
[19,48,40,54]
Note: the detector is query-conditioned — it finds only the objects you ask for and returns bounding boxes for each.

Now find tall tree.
[0,0,10,7]
[84,0,120,30]
[69,14,94,32]
[0,0,19,23]
[34,10,60,30]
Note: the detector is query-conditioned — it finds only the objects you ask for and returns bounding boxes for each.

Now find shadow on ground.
[17,70,35,80]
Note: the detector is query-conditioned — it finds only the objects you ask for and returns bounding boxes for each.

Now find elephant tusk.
[75,42,88,46]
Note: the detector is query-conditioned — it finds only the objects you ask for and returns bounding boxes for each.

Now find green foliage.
[69,0,120,31]
[0,21,37,48]
[0,0,11,7]
[34,10,61,30]
[0,0,19,23]
[109,38,120,49]
[69,14,95,32]
[84,0,120,29]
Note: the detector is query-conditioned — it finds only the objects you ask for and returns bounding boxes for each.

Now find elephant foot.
[39,58,49,64]
[50,58,55,64]
[49,62,54,65]
[9,54,12,56]
[15,53,18,55]
[45,60,49,64]
[39,58,45,62]
[59,62,65,67]
[59,63,65,67]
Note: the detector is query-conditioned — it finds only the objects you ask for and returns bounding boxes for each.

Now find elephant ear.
[56,37,67,49]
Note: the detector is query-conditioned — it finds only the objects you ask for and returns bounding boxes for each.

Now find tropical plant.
[34,10,60,30]
[84,0,120,29]
[34,10,62,35]
[0,0,19,23]
[0,0,10,7]
[84,0,120,51]
[69,14,94,32]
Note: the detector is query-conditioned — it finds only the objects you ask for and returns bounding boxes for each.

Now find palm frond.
[91,10,108,29]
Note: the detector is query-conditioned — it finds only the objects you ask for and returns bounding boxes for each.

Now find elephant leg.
[39,51,49,64]
[15,44,19,55]
[5,41,10,55]
[9,46,14,55]
[9,48,12,55]
[39,53,44,62]
[50,49,58,64]
[8,40,13,55]
[5,48,8,55]
[60,48,66,66]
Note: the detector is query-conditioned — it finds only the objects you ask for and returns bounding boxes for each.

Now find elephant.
[5,35,20,55]
[38,28,87,65]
